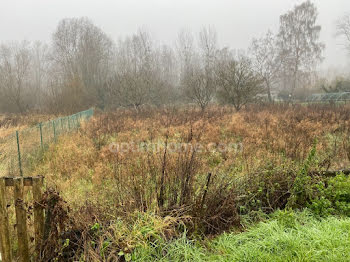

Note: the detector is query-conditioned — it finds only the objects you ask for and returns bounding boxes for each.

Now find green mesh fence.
[0,108,94,177]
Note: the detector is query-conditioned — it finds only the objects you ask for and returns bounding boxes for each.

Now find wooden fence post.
[0,179,12,262]
[32,177,44,250]
[14,178,30,262]
[0,176,44,261]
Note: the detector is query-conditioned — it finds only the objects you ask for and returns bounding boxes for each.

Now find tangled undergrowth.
[25,104,350,260]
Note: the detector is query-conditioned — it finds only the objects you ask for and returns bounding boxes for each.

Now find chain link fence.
[0,108,94,177]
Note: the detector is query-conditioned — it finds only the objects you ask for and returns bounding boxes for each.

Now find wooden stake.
[32,177,44,251]
[14,178,30,262]
[0,179,12,262]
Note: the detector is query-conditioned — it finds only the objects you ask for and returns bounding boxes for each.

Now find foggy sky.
[0,0,349,70]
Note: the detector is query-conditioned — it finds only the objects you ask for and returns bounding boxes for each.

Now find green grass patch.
[132,210,350,261]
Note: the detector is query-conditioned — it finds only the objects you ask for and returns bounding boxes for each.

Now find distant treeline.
[2,0,349,114]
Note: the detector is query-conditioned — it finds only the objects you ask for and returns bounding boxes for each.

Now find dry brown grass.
[0,113,55,139]
[19,104,350,260]
[29,105,350,230]
[0,113,59,178]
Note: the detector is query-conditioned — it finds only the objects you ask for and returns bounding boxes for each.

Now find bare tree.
[0,41,32,113]
[337,14,350,54]
[182,64,216,111]
[178,26,218,110]
[215,49,262,111]
[31,41,50,108]
[107,29,175,109]
[250,31,281,102]
[51,17,114,111]
[157,44,179,103]
[277,0,324,96]
[176,29,195,76]
[198,26,218,71]
[115,29,155,109]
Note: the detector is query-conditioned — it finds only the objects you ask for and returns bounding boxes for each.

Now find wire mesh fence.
[0,108,94,177]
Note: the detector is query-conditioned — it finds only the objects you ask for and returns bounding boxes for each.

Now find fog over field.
[1,0,350,114]
[0,0,349,70]
[3,1,350,261]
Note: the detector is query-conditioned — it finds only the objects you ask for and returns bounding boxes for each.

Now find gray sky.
[0,0,349,70]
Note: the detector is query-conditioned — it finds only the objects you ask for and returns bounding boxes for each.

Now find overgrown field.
[3,104,350,261]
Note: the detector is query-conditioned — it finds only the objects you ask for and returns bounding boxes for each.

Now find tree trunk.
[266,80,272,102]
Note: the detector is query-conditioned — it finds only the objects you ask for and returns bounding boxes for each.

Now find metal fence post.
[76,115,79,128]
[39,123,43,149]
[16,131,23,177]
[53,121,57,142]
